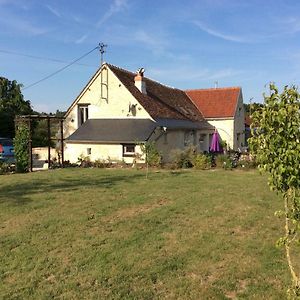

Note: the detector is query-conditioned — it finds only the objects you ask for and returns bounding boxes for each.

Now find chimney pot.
[134,67,146,94]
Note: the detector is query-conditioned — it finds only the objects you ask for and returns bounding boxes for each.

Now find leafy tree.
[249,84,300,298]
[244,102,264,115]
[0,77,32,138]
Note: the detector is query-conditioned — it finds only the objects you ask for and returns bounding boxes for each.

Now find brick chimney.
[134,68,147,94]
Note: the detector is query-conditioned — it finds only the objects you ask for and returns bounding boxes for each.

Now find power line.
[22,45,99,91]
[0,49,95,67]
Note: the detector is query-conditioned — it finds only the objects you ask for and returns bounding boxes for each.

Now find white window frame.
[122,144,136,157]
[78,104,89,126]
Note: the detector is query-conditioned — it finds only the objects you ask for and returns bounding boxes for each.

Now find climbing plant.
[14,123,30,173]
[249,84,300,298]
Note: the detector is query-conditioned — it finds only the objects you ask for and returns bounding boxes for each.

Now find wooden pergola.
[15,115,65,172]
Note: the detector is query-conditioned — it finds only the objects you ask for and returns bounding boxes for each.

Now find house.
[63,63,244,163]
[186,87,245,150]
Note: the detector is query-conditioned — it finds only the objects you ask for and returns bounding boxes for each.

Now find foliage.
[237,154,257,170]
[31,110,65,147]
[93,158,112,168]
[249,84,300,296]
[140,141,162,167]
[13,124,29,173]
[0,77,32,138]
[170,146,196,168]
[32,119,56,147]
[77,154,92,168]
[215,154,232,170]
[244,102,264,114]
[193,153,210,170]
[0,161,14,174]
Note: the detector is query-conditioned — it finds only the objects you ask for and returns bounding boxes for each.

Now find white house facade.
[63,64,215,164]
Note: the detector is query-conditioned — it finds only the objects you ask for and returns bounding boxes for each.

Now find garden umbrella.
[210,129,223,153]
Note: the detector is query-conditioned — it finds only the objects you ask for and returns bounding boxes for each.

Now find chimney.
[134,68,147,94]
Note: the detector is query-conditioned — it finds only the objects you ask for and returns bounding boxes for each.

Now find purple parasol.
[210,129,223,153]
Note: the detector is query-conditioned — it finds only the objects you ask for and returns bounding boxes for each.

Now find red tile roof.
[108,64,205,122]
[185,87,241,118]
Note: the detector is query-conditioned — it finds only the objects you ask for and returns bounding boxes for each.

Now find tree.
[0,77,32,138]
[249,84,300,298]
[244,102,264,115]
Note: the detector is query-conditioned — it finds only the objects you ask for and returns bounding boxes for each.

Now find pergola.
[15,115,65,172]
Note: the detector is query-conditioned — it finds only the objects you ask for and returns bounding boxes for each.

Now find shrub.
[140,142,162,167]
[238,154,257,170]
[193,153,210,170]
[0,161,14,174]
[14,124,29,173]
[77,154,92,168]
[93,159,112,168]
[170,146,196,169]
[215,154,232,170]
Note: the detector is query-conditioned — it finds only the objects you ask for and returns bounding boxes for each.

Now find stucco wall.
[233,93,245,149]
[65,128,213,164]
[64,143,144,164]
[64,66,152,138]
[206,93,245,150]
[152,128,213,163]
[206,119,234,149]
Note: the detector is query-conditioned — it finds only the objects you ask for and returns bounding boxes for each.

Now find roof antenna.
[214,81,218,89]
[98,42,107,66]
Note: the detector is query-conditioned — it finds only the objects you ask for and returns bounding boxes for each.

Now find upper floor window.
[78,105,89,126]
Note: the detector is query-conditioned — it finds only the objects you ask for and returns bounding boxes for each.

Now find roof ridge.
[107,63,182,92]
[185,87,241,92]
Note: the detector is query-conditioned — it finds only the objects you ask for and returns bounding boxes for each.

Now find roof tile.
[185,87,241,118]
[108,64,205,122]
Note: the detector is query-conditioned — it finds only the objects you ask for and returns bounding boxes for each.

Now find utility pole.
[98,42,107,66]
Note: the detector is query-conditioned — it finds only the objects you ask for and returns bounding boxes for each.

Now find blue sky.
[1,0,300,112]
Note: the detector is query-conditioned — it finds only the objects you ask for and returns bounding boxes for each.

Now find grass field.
[0,168,292,299]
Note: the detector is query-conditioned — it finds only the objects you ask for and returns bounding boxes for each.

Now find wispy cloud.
[45,5,61,18]
[0,12,49,36]
[75,34,88,44]
[96,0,127,27]
[278,16,300,35]
[193,20,248,43]
[148,66,243,85]
[133,29,168,54]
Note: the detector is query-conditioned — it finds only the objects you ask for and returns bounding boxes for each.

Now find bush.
[215,154,232,170]
[0,161,14,174]
[140,142,162,167]
[77,154,92,168]
[170,146,196,169]
[14,124,29,173]
[93,159,112,168]
[238,154,257,170]
[193,153,210,170]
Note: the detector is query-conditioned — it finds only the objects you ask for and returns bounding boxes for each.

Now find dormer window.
[78,104,89,126]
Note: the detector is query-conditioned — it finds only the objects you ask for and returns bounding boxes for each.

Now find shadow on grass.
[0,172,144,206]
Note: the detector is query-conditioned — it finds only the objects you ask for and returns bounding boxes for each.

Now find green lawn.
[0,168,292,299]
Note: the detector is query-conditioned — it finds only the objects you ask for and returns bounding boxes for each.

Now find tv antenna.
[98,42,107,66]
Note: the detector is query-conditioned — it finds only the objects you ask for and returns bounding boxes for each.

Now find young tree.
[249,84,300,298]
[0,77,32,137]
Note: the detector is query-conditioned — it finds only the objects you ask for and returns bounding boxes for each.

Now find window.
[78,105,89,125]
[122,144,135,157]
[87,148,91,155]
